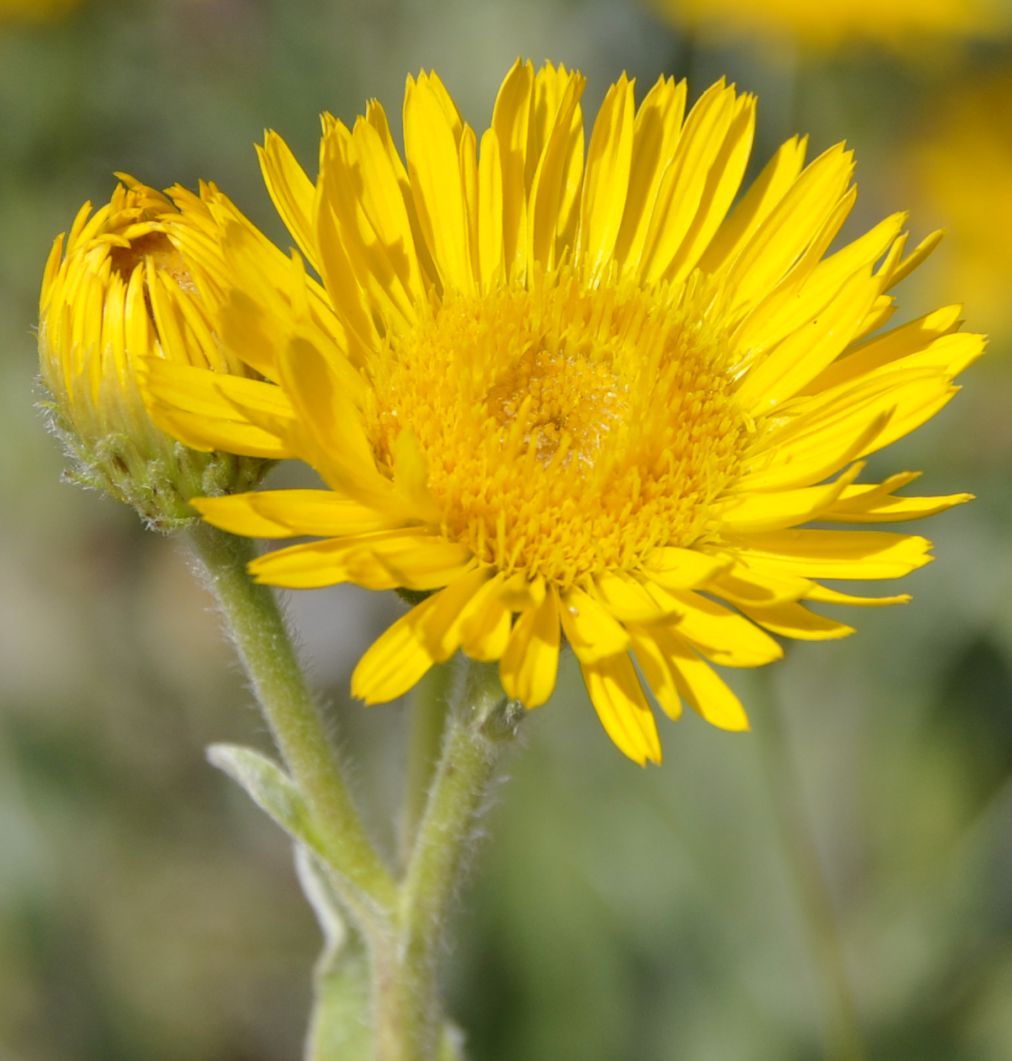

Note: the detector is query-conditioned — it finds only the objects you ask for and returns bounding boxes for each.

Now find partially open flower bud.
[38,177,268,530]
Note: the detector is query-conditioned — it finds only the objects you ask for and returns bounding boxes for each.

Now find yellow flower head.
[39,177,267,529]
[904,74,1012,342]
[144,61,982,762]
[650,0,1005,51]
[1,0,81,24]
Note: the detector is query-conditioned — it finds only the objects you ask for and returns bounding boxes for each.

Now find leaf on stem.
[207,742,327,857]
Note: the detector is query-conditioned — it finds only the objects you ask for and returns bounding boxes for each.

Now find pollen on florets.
[365,269,749,587]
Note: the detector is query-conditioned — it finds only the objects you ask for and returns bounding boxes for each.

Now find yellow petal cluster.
[38,177,267,528]
[143,61,981,762]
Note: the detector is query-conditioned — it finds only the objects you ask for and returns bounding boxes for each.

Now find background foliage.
[3,1,1011,1058]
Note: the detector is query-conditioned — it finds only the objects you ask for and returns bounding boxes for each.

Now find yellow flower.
[649,0,1005,50]
[903,74,1012,342]
[39,177,267,528]
[1,0,80,23]
[143,61,981,763]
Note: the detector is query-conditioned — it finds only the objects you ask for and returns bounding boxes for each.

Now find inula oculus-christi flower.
[39,178,268,528]
[143,61,981,763]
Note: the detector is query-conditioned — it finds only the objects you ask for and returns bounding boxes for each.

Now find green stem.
[400,661,455,865]
[188,522,395,912]
[374,661,507,1060]
[758,696,865,1061]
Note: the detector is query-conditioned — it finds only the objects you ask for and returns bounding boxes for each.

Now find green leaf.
[207,743,326,857]
[296,845,373,1060]
[294,843,348,964]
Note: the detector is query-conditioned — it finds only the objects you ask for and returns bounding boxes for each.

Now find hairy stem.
[400,661,455,865]
[188,522,395,912]
[373,661,507,1060]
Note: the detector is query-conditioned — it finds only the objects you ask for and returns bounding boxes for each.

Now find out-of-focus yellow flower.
[0,0,81,24]
[904,75,1012,342]
[144,61,981,763]
[38,177,268,529]
[650,0,1005,51]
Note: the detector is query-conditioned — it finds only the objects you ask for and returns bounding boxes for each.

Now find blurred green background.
[3,1,1011,1058]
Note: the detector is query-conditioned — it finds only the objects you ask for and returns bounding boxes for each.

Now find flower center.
[109,231,196,292]
[485,346,629,468]
[366,272,748,587]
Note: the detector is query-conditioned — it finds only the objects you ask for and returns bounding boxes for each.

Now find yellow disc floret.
[366,271,747,587]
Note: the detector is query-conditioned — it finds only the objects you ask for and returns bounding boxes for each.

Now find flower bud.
[38,177,268,530]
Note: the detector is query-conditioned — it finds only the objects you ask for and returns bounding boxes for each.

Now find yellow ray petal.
[578,73,636,279]
[725,143,854,310]
[314,141,382,356]
[192,490,399,539]
[640,546,731,589]
[718,463,863,533]
[527,74,585,271]
[664,91,755,286]
[580,653,661,765]
[804,585,910,607]
[738,600,854,640]
[413,566,497,659]
[351,115,426,304]
[278,334,397,508]
[817,329,981,403]
[882,229,943,291]
[732,211,904,372]
[248,531,472,591]
[257,131,320,273]
[729,528,933,579]
[698,134,807,274]
[822,473,972,522]
[356,575,491,706]
[638,624,748,731]
[214,221,344,380]
[491,59,535,280]
[627,626,682,720]
[559,586,631,662]
[708,562,813,607]
[595,571,681,623]
[499,573,547,611]
[638,80,739,285]
[458,573,512,661]
[762,369,959,472]
[614,74,687,272]
[643,585,784,666]
[316,127,419,331]
[146,269,222,375]
[404,72,473,294]
[141,359,296,458]
[477,129,506,291]
[666,637,750,731]
[740,408,889,493]
[351,606,440,704]
[499,589,561,708]
[736,270,882,413]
